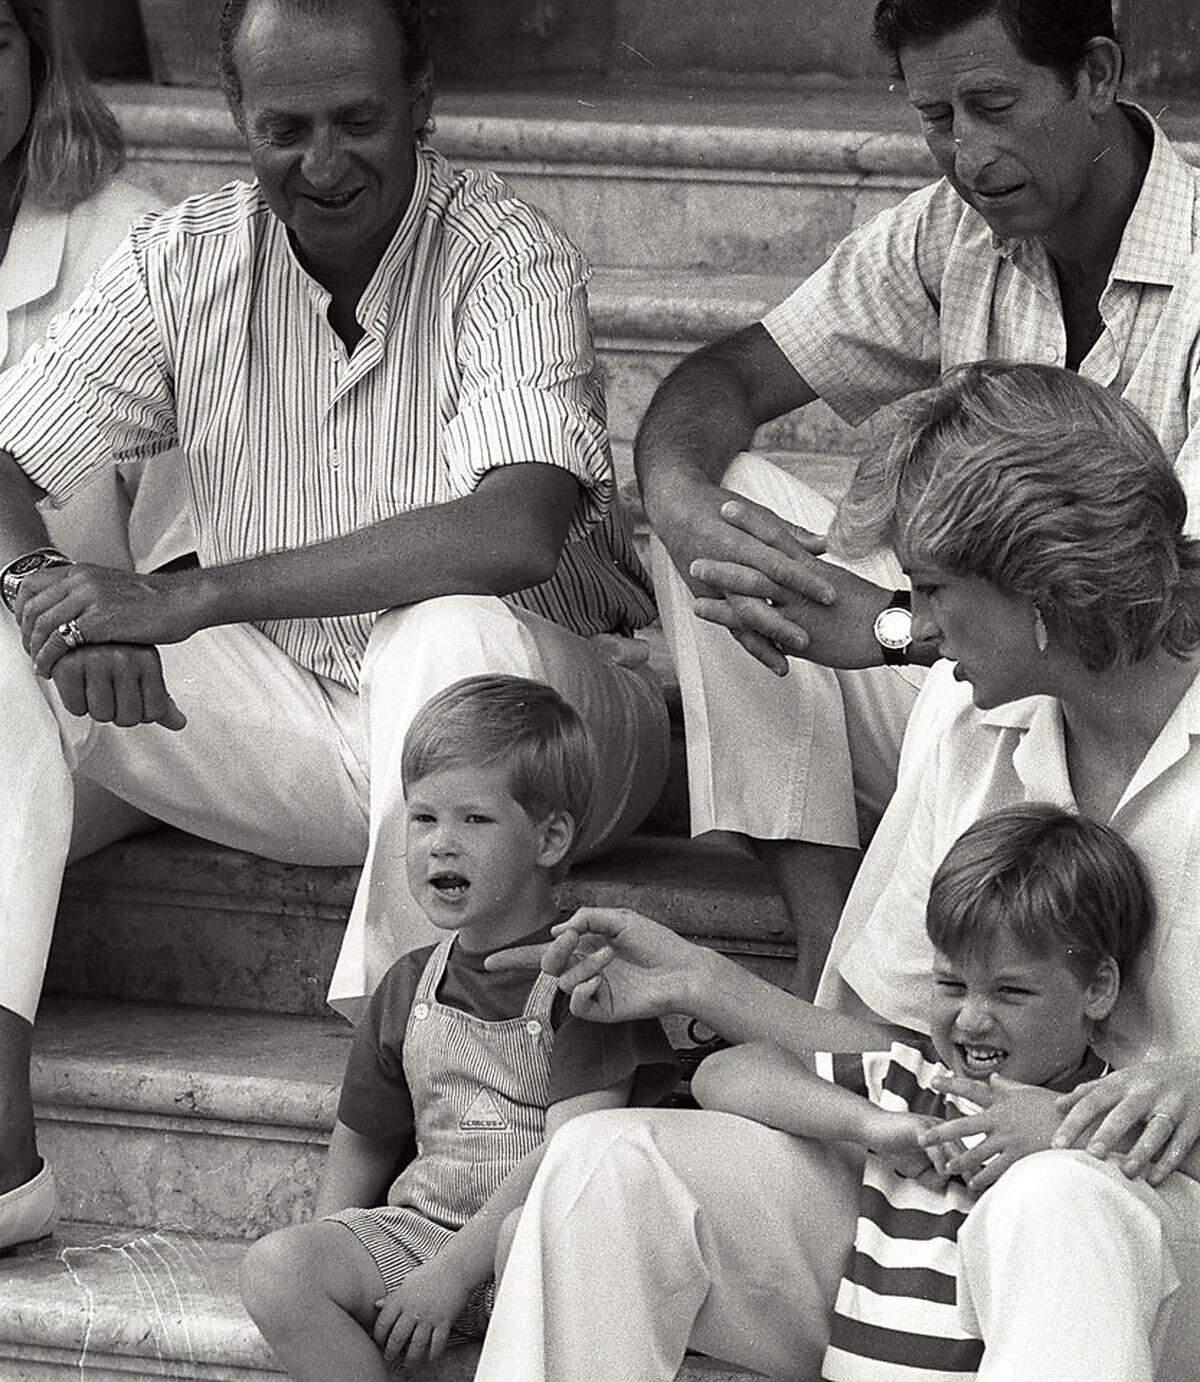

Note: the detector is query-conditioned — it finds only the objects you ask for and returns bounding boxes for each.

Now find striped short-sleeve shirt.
[763,105,1200,524]
[814,1041,1107,1382]
[0,148,654,688]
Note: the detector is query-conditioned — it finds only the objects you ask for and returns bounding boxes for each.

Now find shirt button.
[1043,344,1060,362]
[330,449,341,468]
[413,1002,429,1020]
[526,1020,542,1036]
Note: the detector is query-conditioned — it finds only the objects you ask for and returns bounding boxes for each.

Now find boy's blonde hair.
[925,804,1153,987]
[401,676,596,865]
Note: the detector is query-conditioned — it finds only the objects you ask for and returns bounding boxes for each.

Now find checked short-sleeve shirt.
[0,148,655,688]
[763,105,1200,524]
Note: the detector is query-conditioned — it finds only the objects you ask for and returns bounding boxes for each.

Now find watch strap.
[878,588,913,666]
[1,547,71,613]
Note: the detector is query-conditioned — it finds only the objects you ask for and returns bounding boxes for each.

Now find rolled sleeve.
[0,241,177,502]
[762,179,962,425]
[441,221,614,540]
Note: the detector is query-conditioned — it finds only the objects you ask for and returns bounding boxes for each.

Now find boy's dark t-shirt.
[338,924,680,1147]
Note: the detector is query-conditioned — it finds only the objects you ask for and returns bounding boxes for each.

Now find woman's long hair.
[12,0,125,210]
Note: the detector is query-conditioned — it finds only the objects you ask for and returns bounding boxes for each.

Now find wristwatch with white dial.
[872,589,913,665]
[1,547,71,613]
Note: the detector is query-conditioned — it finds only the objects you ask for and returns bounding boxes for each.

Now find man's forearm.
[634,325,818,518]
[167,464,581,634]
[0,451,52,567]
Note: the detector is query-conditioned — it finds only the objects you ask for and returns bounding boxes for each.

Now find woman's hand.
[648,468,838,676]
[1053,1057,1200,1186]
[919,1073,1063,1192]
[485,907,713,1023]
[689,499,890,673]
[373,1259,474,1369]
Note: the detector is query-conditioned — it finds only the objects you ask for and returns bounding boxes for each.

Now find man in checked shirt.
[634,0,1200,987]
[0,0,669,1249]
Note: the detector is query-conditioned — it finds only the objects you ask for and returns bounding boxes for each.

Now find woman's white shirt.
[0,178,191,571]
[826,659,1200,1068]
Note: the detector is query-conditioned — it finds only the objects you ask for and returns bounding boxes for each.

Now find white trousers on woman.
[652,453,925,849]
[476,1110,1200,1382]
[0,596,669,1025]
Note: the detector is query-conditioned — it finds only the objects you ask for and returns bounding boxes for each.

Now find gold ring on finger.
[57,618,86,651]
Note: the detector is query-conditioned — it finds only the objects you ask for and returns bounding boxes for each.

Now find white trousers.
[652,453,924,849]
[0,596,669,1025]
[477,1113,1200,1382]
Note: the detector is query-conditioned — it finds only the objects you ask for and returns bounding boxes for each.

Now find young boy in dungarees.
[241,675,678,1380]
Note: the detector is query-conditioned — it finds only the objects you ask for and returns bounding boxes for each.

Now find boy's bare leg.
[241,1222,391,1382]
[754,838,859,997]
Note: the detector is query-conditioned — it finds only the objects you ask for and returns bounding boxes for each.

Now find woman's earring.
[1033,605,1050,654]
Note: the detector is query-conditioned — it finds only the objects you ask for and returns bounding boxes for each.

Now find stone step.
[32,999,344,1242]
[1,1224,757,1380]
[48,830,792,1017]
[107,81,940,276]
[29,994,742,1241]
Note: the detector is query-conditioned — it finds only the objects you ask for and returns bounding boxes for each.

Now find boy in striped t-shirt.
[695,803,1153,1381]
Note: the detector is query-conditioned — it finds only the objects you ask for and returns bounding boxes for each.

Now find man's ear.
[1083,955,1121,1022]
[536,810,575,871]
[1079,36,1123,114]
[410,69,434,138]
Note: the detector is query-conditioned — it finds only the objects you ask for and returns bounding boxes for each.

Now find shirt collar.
[992,102,1197,287]
[0,198,68,313]
[981,666,1200,815]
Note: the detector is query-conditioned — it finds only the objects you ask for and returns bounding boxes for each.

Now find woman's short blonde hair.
[833,361,1200,672]
[12,0,125,210]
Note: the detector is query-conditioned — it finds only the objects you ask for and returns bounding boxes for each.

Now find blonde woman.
[0,0,190,573]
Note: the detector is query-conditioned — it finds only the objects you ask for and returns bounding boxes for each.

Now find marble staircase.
[7,78,1200,1380]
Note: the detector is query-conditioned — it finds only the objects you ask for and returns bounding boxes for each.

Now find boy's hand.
[863,1109,953,1185]
[373,1259,475,1368]
[921,1073,1062,1192]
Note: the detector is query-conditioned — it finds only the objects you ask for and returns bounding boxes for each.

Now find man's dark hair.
[218,0,432,125]
[873,0,1118,85]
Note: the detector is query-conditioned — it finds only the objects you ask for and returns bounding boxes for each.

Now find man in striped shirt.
[634,0,1200,974]
[0,0,669,1229]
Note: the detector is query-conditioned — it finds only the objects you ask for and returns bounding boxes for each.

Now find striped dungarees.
[329,936,561,1336]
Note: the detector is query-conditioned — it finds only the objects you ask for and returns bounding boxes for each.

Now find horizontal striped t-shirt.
[815,1041,1107,1382]
[0,147,655,688]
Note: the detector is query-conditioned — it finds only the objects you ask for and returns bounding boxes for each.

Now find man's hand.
[646,467,841,676]
[49,644,186,730]
[15,564,204,677]
[1053,1058,1200,1186]
[485,907,710,1023]
[920,1073,1062,1192]
[689,499,891,672]
[373,1259,474,1369]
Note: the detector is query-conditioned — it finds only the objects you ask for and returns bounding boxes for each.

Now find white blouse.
[824,659,1200,1068]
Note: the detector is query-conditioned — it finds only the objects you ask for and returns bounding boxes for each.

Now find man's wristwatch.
[872,588,913,665]
[1,547,71,612]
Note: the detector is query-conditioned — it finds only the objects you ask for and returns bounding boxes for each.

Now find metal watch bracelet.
[0,547,71,613]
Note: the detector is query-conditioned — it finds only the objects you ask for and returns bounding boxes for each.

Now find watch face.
[875,606,914,650]
[7,552,51,578]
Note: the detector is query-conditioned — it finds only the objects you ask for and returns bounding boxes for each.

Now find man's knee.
[362,595,529,692]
